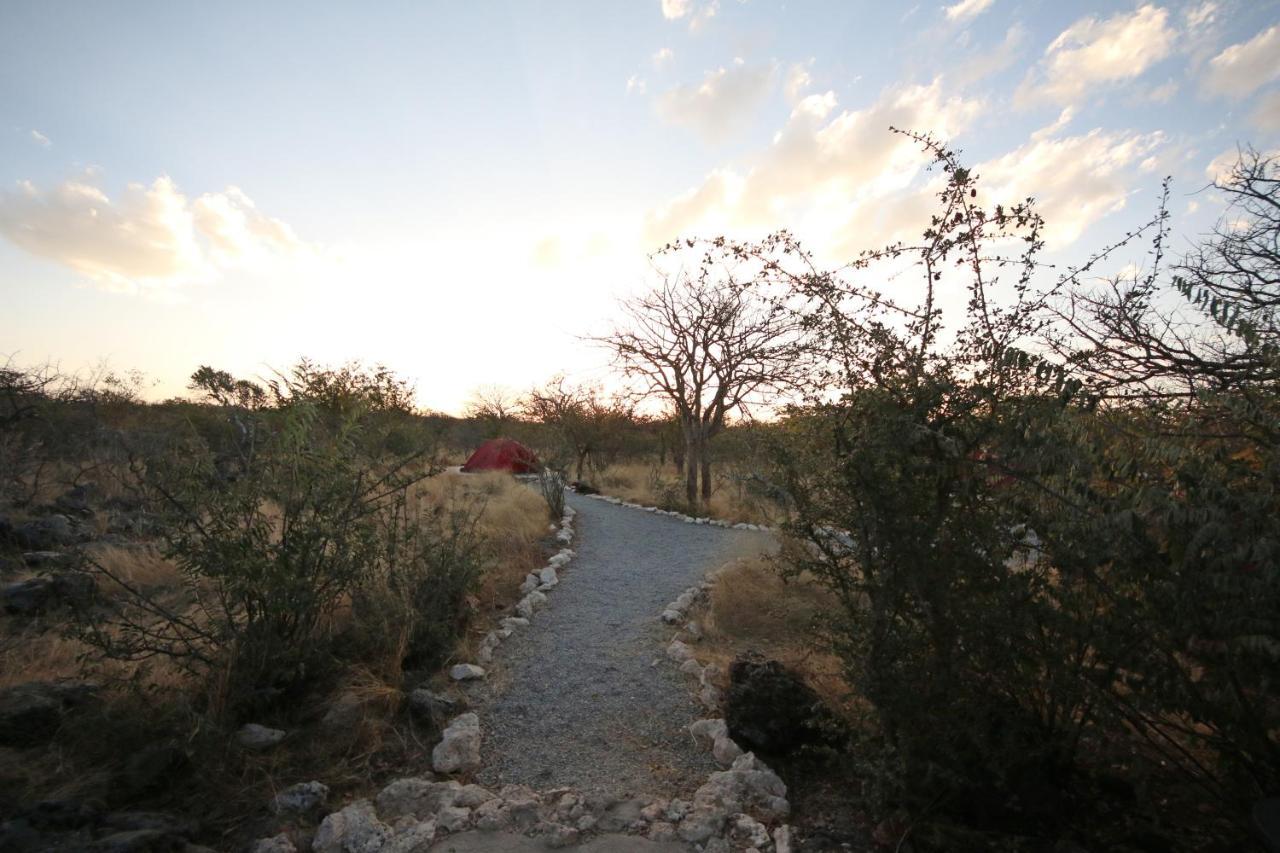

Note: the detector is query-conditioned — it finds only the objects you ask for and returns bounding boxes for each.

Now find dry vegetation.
[594,462,785,526]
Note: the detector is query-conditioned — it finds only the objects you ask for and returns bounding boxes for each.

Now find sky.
[2,0,1278,413]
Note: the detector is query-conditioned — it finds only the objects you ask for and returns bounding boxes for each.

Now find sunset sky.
[2,1,1278,413]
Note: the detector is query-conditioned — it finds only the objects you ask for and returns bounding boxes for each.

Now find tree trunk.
[684,431,699,507]
[674,443,685,475]
[575,450,586,481]
[700,451,712,502]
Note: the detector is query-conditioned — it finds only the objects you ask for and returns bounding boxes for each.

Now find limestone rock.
[665,640,693,663]
[449,664,486,682]
[712,736,743,767]
[238,723,286,751]
[313,800,391,853]
[432,713,481,774]
[272,780,329,815]
[436,805,471,833]
[408,689,458,726]
[250,834,297,853]
[376,778,459,820]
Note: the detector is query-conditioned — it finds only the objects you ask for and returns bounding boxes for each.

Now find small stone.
[699,684,722,709]
[666,639,694,663]
[664,799,692,823]
[660,609,682,624]
[639,800,667,822]
[501,617,530,631]
[538,567,558,586]
[249,834,297,853]
[449,664,485,681]
[729,813,771,849]
[382,820,437,853]
[313,800,390,853]
[453,784,494,808]
[712,736,743,766]
[237,723,286,751]
[520,574,540,594]
[773,824,795,853]
[376,778,456,820]
[689,718,728,747]
[515,591,547,618]
[538,821,580,848]
[679,659,703,678]
[647,821,678,842]
[271,781,329,815]
[432,714,481,774]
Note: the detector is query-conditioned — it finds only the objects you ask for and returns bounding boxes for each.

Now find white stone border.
[578,491,775,533]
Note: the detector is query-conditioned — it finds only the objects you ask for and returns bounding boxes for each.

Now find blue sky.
[2,0,1278,412]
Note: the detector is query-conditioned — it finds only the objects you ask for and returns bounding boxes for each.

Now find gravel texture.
[474,491,769,798]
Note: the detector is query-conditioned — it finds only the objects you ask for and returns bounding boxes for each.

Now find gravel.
[474,491,770,798]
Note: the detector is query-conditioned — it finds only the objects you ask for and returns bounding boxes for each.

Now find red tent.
[460,438,541,474]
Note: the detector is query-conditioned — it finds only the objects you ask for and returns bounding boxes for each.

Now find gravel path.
[474,491,769,798]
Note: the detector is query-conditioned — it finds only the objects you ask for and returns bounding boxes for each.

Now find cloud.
[645,79,982,250]
[1251,88,1280,131]
[1015,5,1175,106]
[1202,26,1280,98]
[943,0,994,22]
[0,173,306,291]
[652,47,673,68]
[654,60,776,143]
[976,127,1166,247]
[783,62,812,103]
[627,75,647,95]
[661,0,690,19]
[952,23,1026,88]
[30,130,51,147]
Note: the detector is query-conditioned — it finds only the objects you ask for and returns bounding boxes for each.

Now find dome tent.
[460,438,541,474]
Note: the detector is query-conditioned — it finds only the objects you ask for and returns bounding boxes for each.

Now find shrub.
[538,469,566,520]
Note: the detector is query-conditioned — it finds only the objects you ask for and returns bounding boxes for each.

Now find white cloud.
[652,47,674,68]
[977,128,1166,248]
[661,0,691,19]
[1202,26,1280,98]
[943,0,994,22]
[783,62,812,103]
[1185,2,1217,31]
[952,23,1026,88]
[30,129,51,147]
[645,80,983,251]
[1015,5,1175,106]
[1251,88,1280,131]
[627,74,647,95]
[654,60,776,143]
[689,0,718,31]
[0,173,307,292]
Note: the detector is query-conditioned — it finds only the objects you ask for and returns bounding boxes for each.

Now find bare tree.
[464,384,521,437]
[522,376,632,481]
[598,242,804,506]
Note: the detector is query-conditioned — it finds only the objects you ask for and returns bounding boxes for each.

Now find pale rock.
[666,639,694,663]
[382,820,436,853]
[699,663,723,687]
[538,821,580,848]
[574,814,597,833]
[684,620,703,638]
[699,684,722,709]
[674,592,696,611]
[679,659,703,678]
[647,821,678,842]
[453,784,495,808]
[376,778,460,820]
[703,838,731,853]
[538,566,558,587]
[515,591,547,618]
[773,824,795,853]
[712,736,743,766]
[500,617,529,631]
[676,806,724,843]
[449,664,485,682]
[432,713,481,774]
[313,800,391,853]
[729,813,771,848]
[520,574,540,594]
[271,780,329,815]
[664,799,692,823]
[639,800,667,822]
[660,609,682,624]
[472,798,505,831]
[436,805,472,833]
[689,718,728,746]
[238,723,286,751]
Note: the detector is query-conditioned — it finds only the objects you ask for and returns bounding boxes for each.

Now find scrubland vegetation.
[1,138,1276,851]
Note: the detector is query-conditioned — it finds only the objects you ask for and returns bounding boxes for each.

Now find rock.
[538,567,558,587]
[695,752,789,822]
[684,621,703,639]
[238,723,286,751]
[453,785,495,808]
[663,800,691,823]
[515,591,547,619]
[547,553,570,568]
[665,640,693,663]
[13,515,77,550]
[313,800,391,853]
[700,663,723,687]
[773,825,794,853]
[2,572,95,615]
[449,664,485,682]
[729,813,770,848]
[659,610,681,624]
[712,736,743,767]
[639,801,666,823]
[674,593,695,611]
[726,654,837,755]
[408,689,459,726]
[376,779,459,820]
[432,713,481,774]
[678,659,703,678]
[436,805,471,833]
[520,575,540,595]
[538,821,580,848]
[676,807,724,843]
[702,838,731,853]
[251,834,298,853]
[382,820,436,853]
[689,718,729,747]
[500,617,529,632]
[646,821,677,842]
[272,781,329,815]
[0,680,97,746]
[596,799,645,833]
[699,684,722,710]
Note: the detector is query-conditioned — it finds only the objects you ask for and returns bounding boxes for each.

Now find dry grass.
[593,461,785,525]
[695,556,855,718]
[83,542,180,590]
